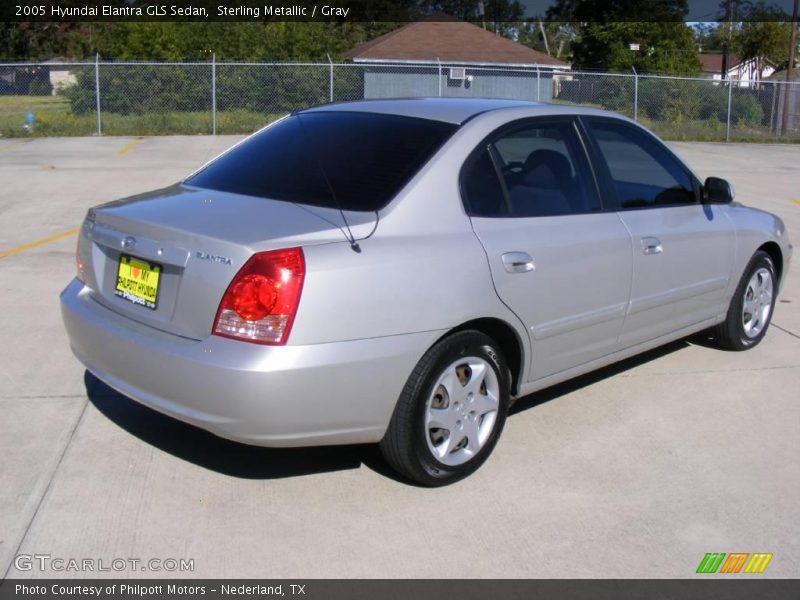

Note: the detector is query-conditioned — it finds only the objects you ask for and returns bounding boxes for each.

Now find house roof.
[766,66,800,80]
[698,52,744,73]
[344,16,568,68]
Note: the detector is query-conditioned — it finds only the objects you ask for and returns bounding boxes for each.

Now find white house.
[699,52,776,86]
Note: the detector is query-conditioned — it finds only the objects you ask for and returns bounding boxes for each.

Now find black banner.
[2,0,799,23]
[2,580,800,600]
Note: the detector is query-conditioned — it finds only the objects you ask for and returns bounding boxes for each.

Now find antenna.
[294,112,361,253]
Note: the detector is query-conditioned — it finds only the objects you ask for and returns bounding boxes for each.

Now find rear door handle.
[641,237,662,255]
[502,251,535,273]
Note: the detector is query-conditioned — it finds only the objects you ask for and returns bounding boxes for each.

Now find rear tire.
[380,330,510,486]
[713,251,776,351]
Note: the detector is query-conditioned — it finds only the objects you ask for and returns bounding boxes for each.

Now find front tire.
[713,250,777,350]
[380,330,510,486]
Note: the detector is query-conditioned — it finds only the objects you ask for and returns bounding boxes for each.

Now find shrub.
[731,93,764,126]
[65,64,331,117]
[67,64,211,115]
[596,77,633,114]
[698,85,729,121]
[661,89,702,124]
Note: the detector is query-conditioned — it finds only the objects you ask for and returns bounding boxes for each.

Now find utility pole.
[721,0,732,79]
[781,0,798,134]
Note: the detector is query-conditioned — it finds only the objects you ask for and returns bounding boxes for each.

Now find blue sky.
[515,0,796,21]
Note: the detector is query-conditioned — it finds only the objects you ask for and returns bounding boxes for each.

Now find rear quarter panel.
[291,230,525,346]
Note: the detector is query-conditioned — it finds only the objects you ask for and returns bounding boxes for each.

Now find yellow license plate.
[115,255,161,310]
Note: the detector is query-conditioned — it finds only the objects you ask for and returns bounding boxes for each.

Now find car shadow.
[85,336,703,483]
[84,371,398,481]
[510,338,692,415]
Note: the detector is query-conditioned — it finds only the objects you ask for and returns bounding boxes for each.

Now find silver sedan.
[61,98,792,485]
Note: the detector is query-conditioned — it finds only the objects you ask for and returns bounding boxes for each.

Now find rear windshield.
[186,111,458,211]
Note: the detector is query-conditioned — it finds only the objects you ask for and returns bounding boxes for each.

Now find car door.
[582,117,736,348]
[462,117,633,381]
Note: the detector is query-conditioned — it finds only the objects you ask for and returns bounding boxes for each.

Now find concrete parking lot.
[0,135,798,579]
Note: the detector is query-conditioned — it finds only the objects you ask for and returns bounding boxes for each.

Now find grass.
[1,93,797,142]
[639,116,800,144]
[0,94,85,136]
[0,94,71,117]
[0,94,283,137]
[550,99,605,110]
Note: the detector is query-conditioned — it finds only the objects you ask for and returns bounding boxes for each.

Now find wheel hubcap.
[425,357,500,466]
[742,267,773,339]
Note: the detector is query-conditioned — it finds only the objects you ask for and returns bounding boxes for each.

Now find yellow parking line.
[0,139,32,153]
[117,136,143,157]
[791,198,800,206]
[0,228,79,259]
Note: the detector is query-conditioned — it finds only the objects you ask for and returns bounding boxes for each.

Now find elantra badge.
[196,251,232,265]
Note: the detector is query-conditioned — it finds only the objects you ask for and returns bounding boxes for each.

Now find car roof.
[300,97,565,125]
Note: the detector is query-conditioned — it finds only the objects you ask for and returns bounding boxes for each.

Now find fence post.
[327,54,333,103]
[769,81,778,133]
[536,66,541,101]
[725,78,733,142]
[94,53,102,136]
[438,58,442,97]
[632,67,638,121]
[211,53,216,136]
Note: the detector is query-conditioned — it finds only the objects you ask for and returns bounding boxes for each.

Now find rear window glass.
[186,111,458,211]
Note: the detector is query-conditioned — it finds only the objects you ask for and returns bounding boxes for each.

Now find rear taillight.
[77,212,94,283]
[76,234,85,283]
[213,247,305,345]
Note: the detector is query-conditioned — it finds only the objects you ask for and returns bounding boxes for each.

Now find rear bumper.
[61,279,440,447]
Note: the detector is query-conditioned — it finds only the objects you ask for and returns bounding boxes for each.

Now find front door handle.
[641,237,662,255]
[502,251,535,273]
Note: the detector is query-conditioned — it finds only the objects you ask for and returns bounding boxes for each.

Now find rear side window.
[587,120,696,209]
[186,112,457,211]
[461,120,600,218]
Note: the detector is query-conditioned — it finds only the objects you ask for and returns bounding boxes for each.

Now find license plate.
[115,255,161,310]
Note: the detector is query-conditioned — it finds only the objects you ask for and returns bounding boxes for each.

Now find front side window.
[586,120,696,209]
[187,111,457,212]
[461,121,600,218]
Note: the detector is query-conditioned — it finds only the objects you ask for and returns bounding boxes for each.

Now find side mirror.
[704,177,735,204]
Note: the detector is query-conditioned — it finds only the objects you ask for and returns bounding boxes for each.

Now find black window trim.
[577,115,703,212]
[459,115,604,219]
[486,143,514,215]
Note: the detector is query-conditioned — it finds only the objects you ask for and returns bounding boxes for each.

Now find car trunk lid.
[79,184,375,340]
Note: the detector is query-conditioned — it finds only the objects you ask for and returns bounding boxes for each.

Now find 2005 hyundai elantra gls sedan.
[61,98,792,485]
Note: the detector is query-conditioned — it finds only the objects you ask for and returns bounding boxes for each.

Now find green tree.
[691,3,791,81]
[570,22,701,74]
[0,22,78,59]
[2,19,405,61]
[734,2,792,76]
[545,0,700,74]
[693,22,727,52]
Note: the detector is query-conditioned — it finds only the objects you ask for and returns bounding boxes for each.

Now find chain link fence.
[1,59,798,141]
[553,71,800,142]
